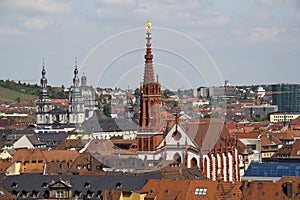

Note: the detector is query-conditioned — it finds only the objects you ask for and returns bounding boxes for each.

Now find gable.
[13,135,34,149]
[50,180,71,189]
[157,124,199,149]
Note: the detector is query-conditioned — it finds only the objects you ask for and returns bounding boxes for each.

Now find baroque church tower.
[36,60,52,126]
[69,59,98,126]
[137,22,163,152]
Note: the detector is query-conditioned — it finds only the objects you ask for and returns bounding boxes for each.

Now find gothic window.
[172,130,182,141]
[173,153,181,163]
[191,157,198,167]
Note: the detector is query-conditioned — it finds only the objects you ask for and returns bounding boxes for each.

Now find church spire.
[40,59,47,89]
[73,57,80,87]
[39,59,49,100]
[143,21,155,84]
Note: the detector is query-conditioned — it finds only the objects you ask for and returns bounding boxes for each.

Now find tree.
[15,97,21,103]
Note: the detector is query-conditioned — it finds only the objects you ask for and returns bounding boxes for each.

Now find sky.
[0,0,299,90]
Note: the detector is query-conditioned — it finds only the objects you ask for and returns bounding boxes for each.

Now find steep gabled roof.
[56,139,84,150]
[0,172,163,197]
[82,110,137,132]
[42,150,79,163]
[11,148,45,163]
[182,119,225,153]
[290,139,300,157]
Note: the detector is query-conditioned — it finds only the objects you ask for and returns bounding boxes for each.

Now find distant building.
[243,105,278,118]
[199,87,236,99]
[270,113,300,123]
[272,84,300,113]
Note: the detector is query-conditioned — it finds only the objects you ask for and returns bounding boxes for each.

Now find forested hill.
[0,80,68,102]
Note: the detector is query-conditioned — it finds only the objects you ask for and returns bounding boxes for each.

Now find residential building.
[0,172,162,199]
[270,113,300,123]
[241,176,300,200]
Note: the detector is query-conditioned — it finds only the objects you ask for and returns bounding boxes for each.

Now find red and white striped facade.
[202,145,240,182]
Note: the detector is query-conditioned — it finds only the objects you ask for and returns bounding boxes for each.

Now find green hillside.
[0,86,38,102]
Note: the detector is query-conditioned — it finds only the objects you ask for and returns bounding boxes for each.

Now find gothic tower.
[139,21,162,132]
[36,60,52,126]
[137,22,163,152]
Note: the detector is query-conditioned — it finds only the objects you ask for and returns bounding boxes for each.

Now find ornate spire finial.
[42,58,46,76]
[75,57,78,69]
[143,21,155,84]
[146,21,151,33]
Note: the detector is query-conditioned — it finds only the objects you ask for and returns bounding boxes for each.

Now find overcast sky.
[0,0,299,90]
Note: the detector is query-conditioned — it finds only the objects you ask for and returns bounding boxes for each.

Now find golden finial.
[146,21,151,33]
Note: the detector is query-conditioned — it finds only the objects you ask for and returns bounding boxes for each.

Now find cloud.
[245,27,286,42]
[23,19,48,30]
[0,26,26,36]
[1,0,72,15]
[133,0,204,21]
[96,8,114,18]
[187,13,230,27]
[98,0,135,6]
[257,0,298,6]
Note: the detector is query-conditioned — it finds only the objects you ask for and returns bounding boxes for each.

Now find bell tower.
[36,59,52,126]
[137,22,163,152]
[139,21,162,133]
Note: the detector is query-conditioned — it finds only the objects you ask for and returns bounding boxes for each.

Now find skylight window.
[195,188,207,196]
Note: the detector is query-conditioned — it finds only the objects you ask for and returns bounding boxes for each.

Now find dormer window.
[20,190,29,198]
[31,190,39,198]
[87,190,94,198]
[12,182,18,188]
[12,190,19,197]
[116,182,122,189]
[84,182,90,188]
[42,182,48,188]
[74,190,81,198]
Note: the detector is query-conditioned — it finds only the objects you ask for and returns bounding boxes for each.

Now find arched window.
[173,153,181,163]
[191,157,198,167]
